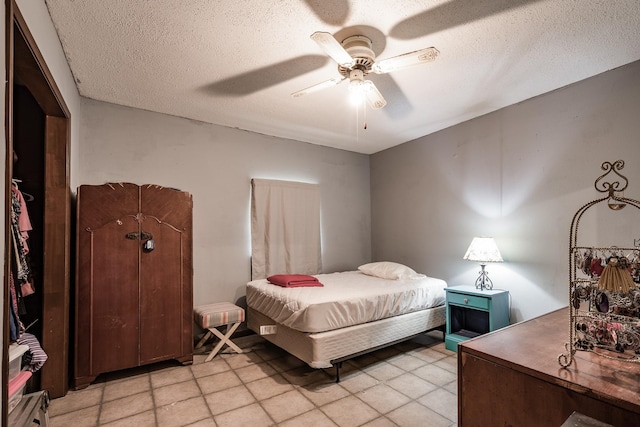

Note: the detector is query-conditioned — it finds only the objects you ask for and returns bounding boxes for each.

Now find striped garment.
[17,332,48,372]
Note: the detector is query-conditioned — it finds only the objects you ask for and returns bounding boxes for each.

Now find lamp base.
[474,264,493,291]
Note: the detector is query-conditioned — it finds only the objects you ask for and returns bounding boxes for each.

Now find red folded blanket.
[267,274,324,288]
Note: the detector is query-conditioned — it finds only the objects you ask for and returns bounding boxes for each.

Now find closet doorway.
[3,0,71,421]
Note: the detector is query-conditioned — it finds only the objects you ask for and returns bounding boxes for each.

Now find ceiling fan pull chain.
[363,101,367,129]
[356,103,359,141]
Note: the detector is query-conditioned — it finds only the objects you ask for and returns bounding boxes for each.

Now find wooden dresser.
[458,307,640,427]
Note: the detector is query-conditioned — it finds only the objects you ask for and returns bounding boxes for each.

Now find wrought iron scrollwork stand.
[559,160,640,368]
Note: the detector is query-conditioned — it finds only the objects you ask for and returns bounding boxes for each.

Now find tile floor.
[48,332,458,427]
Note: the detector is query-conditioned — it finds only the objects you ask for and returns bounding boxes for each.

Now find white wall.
[370,60,640,323]
[78,98,372,305]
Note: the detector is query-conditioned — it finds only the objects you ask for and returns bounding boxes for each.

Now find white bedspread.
[246,271,447,333]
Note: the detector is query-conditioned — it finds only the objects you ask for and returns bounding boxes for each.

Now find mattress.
[246,270,447,333]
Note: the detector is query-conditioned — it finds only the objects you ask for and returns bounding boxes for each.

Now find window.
[250,179,322,279]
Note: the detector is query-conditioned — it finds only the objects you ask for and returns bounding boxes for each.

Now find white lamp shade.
[463,237,503,263]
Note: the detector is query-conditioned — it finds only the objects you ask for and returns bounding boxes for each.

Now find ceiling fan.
[292,31,439,109]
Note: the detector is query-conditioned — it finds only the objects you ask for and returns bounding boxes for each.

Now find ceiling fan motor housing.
[338,35,375,77]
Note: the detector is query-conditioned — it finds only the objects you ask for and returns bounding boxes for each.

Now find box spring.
[247,305,446,369]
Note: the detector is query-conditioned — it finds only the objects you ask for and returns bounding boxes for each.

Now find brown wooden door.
[75,183,140,380]
[139,185,193,363]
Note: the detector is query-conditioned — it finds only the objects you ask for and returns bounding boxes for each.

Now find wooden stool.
[194,302,245,362]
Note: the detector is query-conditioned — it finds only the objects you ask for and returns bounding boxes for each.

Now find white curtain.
[251,179,322,280]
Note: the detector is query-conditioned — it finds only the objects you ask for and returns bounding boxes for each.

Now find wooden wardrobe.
[74,183,193,389]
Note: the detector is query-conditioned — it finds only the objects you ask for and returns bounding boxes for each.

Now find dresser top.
[459,307,640,413]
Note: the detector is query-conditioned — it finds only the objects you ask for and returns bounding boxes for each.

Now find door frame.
[3,0,71,421]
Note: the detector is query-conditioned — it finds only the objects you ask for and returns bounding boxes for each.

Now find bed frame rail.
[330,325,445,382]
[247,306,447,381]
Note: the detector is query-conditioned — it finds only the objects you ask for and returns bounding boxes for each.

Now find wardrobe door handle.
[125,231,153,240]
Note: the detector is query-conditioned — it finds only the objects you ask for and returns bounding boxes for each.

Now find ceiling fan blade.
[363,80,387,109]
[372,47,439,74]
[291,76,346,98]
[310,31,355,68]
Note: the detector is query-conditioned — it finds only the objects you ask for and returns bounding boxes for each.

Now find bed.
[246,262,447,380]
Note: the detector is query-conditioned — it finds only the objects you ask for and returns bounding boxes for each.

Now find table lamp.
[463,237,503,290]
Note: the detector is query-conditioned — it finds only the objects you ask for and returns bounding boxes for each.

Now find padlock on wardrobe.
[143,239,155,252]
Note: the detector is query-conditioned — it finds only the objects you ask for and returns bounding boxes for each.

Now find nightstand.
[445,286,510,351]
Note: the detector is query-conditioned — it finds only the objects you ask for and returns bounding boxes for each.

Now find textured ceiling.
[44,0,640,154]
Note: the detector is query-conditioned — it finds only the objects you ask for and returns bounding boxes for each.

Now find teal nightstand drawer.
[447,292,489,310]
[445,286,510,352]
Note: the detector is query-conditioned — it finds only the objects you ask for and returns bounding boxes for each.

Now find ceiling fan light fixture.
[364,80,386,109]
[348,79,365,91]
[347,69,370,106]
[348,79,368,105]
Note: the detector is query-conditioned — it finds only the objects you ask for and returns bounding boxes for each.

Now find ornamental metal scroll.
[559,160,640,368]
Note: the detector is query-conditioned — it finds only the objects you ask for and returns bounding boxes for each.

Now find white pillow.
[358,261,425,280]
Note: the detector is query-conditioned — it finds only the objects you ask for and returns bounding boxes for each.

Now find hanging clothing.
[8,182,35,343]
[9,273,24,342]
[10,183,35,296]
[12,184,32,253]
[9,300,21,342]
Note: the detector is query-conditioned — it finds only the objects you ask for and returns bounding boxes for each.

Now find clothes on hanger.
[8,180,37,346]
[9,164,47,373]
[10,181,34,297]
